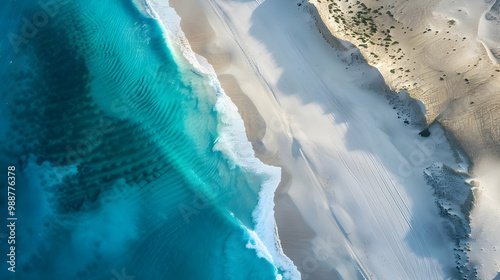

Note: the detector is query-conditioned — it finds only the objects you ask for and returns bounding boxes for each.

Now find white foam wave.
[142,1,300,279]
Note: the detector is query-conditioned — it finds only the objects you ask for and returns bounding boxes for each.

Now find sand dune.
[310,1,500,277]
[309,0,500,161]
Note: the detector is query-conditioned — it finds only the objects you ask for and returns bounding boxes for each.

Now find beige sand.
[308,0,500,163]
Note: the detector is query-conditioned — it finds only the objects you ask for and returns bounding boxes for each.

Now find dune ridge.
[309,0,500,161]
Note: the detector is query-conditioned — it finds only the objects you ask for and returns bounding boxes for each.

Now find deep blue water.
[0,0,289,279]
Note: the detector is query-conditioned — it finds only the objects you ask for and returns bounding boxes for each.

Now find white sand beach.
[168,0,500,279]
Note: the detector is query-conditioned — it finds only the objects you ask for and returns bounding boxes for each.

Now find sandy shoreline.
[170,0,500,278]
[170,0,272,157]
[169,0,321,278]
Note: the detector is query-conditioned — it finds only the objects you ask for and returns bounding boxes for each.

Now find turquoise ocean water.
[0,0,298,279]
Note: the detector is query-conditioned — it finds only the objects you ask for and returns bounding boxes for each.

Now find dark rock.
[419,128,431,137]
